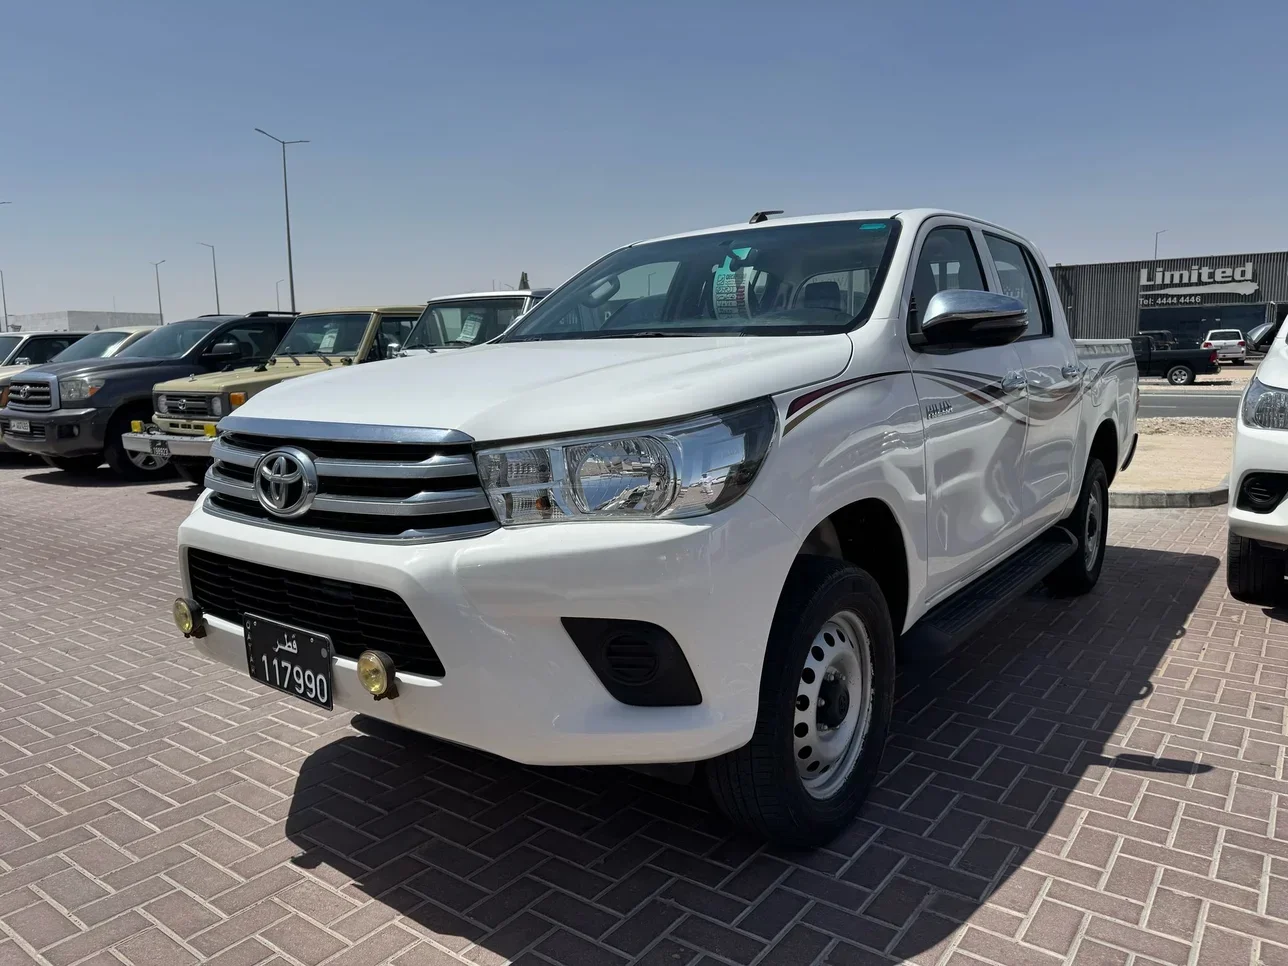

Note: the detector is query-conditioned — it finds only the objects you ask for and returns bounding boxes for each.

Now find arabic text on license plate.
[151,440,171,459]
[244,615,334,710]
[9,420,30,434]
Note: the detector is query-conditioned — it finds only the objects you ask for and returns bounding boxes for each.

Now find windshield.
[501,220,897,342]
[274,313,372,357]
[116,319,222,359]
[0,336,21,364]
[50,330,134,363]
[404,298,527,349]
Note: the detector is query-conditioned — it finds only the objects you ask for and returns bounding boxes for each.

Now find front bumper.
[122,430,214,459]
[177,492,798,766]
[0,407,106,457]
[1229,421,1288,546]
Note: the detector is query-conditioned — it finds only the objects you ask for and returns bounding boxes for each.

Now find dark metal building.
[1051,251,1288,345]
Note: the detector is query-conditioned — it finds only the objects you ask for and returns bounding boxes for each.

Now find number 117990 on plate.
[244,614,334,710]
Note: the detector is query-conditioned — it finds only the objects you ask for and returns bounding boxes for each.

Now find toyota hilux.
[172,209,1138,845]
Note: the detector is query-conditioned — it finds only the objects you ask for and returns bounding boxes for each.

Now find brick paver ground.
[0,455,1284,966]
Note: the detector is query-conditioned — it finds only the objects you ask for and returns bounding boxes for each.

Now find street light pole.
[1153,229,1168,260]
[255,128,309,313]
[275,279,285,312]
[0,270,8,334]
[199,243,220,314]
[150,260,166,324]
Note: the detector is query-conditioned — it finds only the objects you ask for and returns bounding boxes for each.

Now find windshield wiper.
[312,352,333,367]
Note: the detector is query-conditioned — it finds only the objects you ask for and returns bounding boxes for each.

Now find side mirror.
[13,357,30,366]
[207,340,244,360]
[917,290,1028,349]
[385,342,401,359]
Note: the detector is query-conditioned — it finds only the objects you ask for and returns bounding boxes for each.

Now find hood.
[153,359,335,395]
[19,356,194,381]
[232,336,853,442]
[0,363,34,386]
[1255,344,1288,390]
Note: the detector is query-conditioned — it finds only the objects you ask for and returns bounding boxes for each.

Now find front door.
[905,223,1030,602]
[983,232,1082,533]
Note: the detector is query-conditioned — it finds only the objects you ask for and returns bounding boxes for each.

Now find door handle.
[1001,371,1027,393]
[1061,364,1082,379]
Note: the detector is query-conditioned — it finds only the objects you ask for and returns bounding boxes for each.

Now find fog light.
[204,423,217,437]
[131,420,143,433]
[356,650,397,699]
[172,597,205,638]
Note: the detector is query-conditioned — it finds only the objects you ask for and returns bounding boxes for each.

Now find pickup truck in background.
[0,312,294,480]
[122,306,424,485]
[1130,334,1220,385]
[172,209,1138,846]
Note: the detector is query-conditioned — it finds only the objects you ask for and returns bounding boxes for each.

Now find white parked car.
[172,209,1138,846]
[1228,325,1288,601]
[1203,328,1246,364]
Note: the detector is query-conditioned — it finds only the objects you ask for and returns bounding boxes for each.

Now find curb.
[1110,485,1228,509]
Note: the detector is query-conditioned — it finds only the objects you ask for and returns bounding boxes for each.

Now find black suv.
[0,312,294,480]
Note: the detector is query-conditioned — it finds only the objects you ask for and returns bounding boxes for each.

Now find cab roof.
[634,208,1013,245]
[294,305,426,315]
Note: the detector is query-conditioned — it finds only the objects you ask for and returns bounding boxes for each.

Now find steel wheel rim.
[1084,482,1103,569]
[793,610,874,799]
[127,449,163,471]
[1170,369,1186,384]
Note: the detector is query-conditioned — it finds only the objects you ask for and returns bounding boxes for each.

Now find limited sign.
[1139,261,1259,307]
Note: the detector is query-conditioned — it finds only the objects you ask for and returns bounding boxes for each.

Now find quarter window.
[985,234,1050,338]
[910,228,987,328]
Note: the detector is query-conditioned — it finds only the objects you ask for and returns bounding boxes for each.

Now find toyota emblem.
[15,385,29,400]
[253,447,318,518]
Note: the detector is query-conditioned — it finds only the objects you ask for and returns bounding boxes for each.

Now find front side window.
[20,337,77,364]
[910,227,987,331]
[212,322,284,362]
[985,234,1049,338]
[500,220,898,342]
[275,313,373,357]
[50,330,133,362]
[404,298,527,349]
[117,320,223,359]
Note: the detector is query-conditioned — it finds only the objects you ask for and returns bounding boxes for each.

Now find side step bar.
[899,528,1078,662]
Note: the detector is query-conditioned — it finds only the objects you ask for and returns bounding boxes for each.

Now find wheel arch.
[1089,418,1120,483]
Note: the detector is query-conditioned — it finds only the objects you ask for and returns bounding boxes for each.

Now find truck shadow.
[282,545,1218,963]
[23,467,179,488]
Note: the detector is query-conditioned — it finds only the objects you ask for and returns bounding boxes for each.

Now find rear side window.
[910,227,987,328]
[985,234,1050,338]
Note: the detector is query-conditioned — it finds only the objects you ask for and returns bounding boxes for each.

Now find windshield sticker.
[712,247,754,320]
[458,314,484,343]
[317,329,338,352]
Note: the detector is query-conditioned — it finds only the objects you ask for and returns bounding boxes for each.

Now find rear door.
[905,220,1030,601]
[982,232,1082,532]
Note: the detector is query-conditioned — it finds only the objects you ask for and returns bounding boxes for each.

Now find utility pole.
[151,260,166,324]
[0,270,8,334]
[1153,229,1168,260]
[199,243,220,313]
[255,128,309,312]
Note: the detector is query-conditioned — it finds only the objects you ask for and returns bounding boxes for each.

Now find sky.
[2,0,1287,322]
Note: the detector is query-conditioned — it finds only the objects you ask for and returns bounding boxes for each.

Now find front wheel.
[1047,458,1109,596]
[1227,531,1285,604]
[1166,365,1195,386]
[704,556,895,848]
[104,414,175,482]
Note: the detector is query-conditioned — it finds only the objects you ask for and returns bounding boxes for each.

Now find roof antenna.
[749,210,783,224]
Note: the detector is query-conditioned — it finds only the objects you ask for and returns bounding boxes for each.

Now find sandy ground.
[1138,359,1258,391]
[1111,417,1232,492]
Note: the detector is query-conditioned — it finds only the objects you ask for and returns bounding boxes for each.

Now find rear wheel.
[1234,359,1247,365]
[1047,458,1109,596]
[704,556,895,848]
[1227,531,1285,604]
[1166,365,1195,386]
[104,411,175,482]
[41,454,102,474]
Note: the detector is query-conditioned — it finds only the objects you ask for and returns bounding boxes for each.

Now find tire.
[1227,531,1285,605]
[704,556,895,848]
[1166,365,1195,386]
[172,460,209,487]
[41,454,103,474]
[1234,359,1247,366]
[1046,458,1109,596]
[103,410,175,482]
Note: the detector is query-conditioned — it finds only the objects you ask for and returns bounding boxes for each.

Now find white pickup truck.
[172,209,1138,846]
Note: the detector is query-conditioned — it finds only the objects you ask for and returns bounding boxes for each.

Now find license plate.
[151,440,171,459]
[9,419,29,434]
[244,614,334,710]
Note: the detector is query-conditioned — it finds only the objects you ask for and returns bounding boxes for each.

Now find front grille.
[6,379,54,411]
[186,548,445,677]
[203,426,497,543]
[159,393,212,417]
[0,419,46,440]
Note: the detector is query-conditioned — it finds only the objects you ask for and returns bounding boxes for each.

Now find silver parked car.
[1202,328,1246,364]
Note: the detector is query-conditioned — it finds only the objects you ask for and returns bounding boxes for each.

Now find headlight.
[477,399,776,526]
[1243,378,1288,429]
[209,396,224,417]
[60,377,105,402]
[155,394,168,414]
